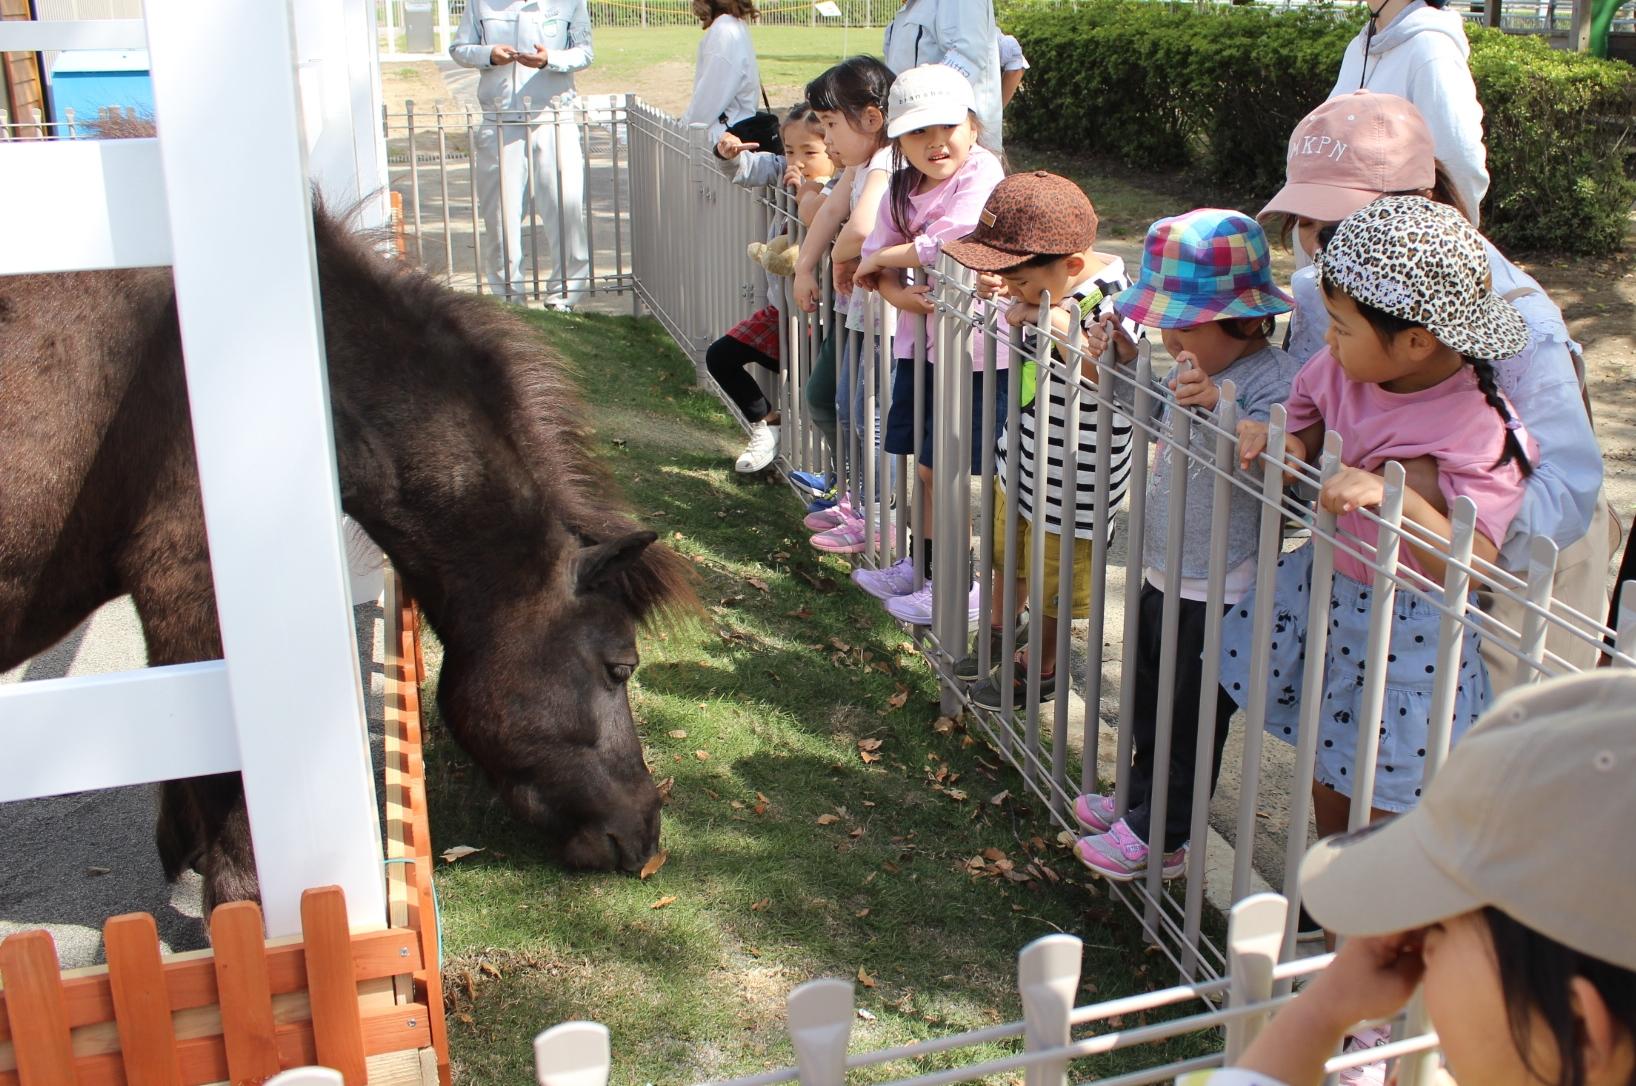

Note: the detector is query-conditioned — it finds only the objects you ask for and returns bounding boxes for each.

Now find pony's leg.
[122,529,261,910]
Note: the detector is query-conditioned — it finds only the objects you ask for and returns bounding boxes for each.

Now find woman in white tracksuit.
[883,0,1002,154]
[1330,0,1489,224]
[451,0,593,308]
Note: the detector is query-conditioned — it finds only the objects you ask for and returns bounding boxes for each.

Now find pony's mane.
[312,205,696,625]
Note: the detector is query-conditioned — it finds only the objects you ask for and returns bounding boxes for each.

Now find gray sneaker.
[952,612,1030,682]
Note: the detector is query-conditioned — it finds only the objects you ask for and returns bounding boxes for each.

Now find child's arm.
[794,172,852,312]
[1320,464,1500,580]
[797,185,826,227]
[833,168,890,265]
[876,268,934,316]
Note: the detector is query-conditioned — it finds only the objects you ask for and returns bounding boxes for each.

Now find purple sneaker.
[852,557,918,600]
[883,581,981,626]
[1074,819,1188,882]
[1073,792,1117,833]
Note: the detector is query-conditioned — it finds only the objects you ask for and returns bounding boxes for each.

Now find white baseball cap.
[885,63,975,139]
[1300,670,1636,971]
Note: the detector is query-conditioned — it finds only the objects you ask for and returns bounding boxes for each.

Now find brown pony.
[0,207,692,910]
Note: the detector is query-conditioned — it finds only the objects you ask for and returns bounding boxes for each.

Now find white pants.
[473,106,591,305]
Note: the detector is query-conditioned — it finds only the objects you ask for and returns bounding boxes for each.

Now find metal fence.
[605,98,1636,993]
[530,894,1444,1085]
[383,96,637,308]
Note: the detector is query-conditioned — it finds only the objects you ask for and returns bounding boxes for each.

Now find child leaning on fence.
[1074,209,1300,883]
[1224,196,1537,846]
[705,104,837,475]
[847,64,1006,625]
[921,171,1141,712]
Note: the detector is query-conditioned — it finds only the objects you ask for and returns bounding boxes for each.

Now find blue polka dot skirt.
[1218,543,1491,812]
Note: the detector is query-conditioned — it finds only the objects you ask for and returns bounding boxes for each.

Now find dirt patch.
[380,60,455,107]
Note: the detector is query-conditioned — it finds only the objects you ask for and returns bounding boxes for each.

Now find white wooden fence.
[0,0,390,938]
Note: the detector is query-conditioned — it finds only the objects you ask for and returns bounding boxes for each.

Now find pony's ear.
[574,531,658,596]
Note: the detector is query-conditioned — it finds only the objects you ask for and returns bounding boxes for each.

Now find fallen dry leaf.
[932,715,959,735]
[479,961,502,979]
[859,751,881,764]
[668,729,688,739]
[849,827,865,839]
[855,908,870,918]
[694,750,711,761]
[857,966,877,989]
[981,847,1008,862]
[990,789,1011,806]
[746,576,770,593]
[440,845,483,863]
[857,1008,877,1021]
[657,777,675,802]
[785,606,813,619]
[650,895,677,910]
[886,684,909,710]
[857,737,884,752]
[638,850,669,880]
[730,799,746,810]
[944,788,968,802]
[816,814,841,826]
[750,897,771,912]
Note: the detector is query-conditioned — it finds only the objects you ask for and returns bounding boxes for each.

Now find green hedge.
[1002,0,1636,254]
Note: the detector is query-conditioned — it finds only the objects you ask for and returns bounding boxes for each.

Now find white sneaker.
[735,421,779,473]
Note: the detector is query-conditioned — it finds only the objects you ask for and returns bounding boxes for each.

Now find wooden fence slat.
[0,929,420,1046]
[300,889,366,1086]
[104,914,182,1086]
[211,902,281,1084]
[0,930,76,1085]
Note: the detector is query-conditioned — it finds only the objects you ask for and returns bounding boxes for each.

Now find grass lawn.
[422,307,1221,1084]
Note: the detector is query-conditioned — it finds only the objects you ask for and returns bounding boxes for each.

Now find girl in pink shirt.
[1223,196,1536,840]
[848,63,1005,625]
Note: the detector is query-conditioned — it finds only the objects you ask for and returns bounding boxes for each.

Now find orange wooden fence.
[0,573,449,1086]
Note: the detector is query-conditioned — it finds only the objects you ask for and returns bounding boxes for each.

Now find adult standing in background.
[1329,0,1489,224]
[684,0,764,151]
[997,30,1027,107]
[883,0,1002,154]
[451,0,594,310]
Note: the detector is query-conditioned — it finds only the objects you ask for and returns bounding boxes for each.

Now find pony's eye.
[607,663,634,685]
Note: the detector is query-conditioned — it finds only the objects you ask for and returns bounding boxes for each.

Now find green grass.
[423,308,1222,1084]
[588,25,860,92]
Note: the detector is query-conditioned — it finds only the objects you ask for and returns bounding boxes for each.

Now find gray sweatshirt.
[1138,345,1300,581]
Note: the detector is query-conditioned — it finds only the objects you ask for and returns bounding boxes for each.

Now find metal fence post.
[787,978,854,1086]
[1019,934,1082,1086]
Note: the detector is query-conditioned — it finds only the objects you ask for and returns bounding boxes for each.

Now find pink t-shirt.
[861,143,1004,367]
[1284,348,1536,584]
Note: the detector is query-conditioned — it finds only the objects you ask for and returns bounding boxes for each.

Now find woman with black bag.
[683,0,777,156]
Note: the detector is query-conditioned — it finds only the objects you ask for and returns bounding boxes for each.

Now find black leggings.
[705,335,778,423]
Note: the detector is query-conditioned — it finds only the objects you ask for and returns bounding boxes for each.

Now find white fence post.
[787,978,854,1086]
[534,1022,612,1086]
[1019,934,1082,1086]
[1223,893,1287,1063]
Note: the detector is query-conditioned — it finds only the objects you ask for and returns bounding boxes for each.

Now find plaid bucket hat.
[1315,195,1529,361]
[1112,209,1293,329]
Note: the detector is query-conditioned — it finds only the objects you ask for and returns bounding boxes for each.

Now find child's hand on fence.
[835,258,861,294]
[781,161,804,188]
[489,45,519,65]
[851,253,883,292]
[1298,930,1425,1035]
[1170,353,1220,410]
[1320,466,1387,515]
[901,282,935,315]
[795,268,820,313]
[1004,299,1033,329]
[974,272,1004,300]
[715,132,757,160]
[1085,312,1137,365]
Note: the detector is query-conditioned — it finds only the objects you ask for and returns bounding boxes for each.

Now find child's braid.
[1469,358,1534,479]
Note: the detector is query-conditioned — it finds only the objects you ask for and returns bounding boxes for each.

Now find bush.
[1002,0,1636,254]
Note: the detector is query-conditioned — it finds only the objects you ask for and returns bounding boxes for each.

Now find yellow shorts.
[989,483,1094,619]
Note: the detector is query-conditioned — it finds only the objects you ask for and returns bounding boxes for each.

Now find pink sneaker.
[1073,792,1117,833]
[852,557,918,600]
[810,512,872,554]
[1074,819,1187,882]
[803,499,851,532]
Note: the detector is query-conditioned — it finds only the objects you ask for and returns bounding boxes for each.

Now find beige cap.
[1300,671,1636,971]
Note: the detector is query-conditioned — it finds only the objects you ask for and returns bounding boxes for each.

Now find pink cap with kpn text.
[1258,91,1437,225]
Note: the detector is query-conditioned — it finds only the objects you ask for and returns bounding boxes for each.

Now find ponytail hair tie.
[1505,418,1523,431]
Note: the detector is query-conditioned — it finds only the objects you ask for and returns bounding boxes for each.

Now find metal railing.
[606,101,1636,989]
[530,893,1444,1085]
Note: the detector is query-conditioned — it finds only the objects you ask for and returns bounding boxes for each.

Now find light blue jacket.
[450,0,593,113]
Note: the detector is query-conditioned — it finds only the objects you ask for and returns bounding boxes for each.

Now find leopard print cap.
[1313,195,1530,361]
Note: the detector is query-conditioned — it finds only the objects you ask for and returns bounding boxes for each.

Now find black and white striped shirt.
[996,263,1143,540]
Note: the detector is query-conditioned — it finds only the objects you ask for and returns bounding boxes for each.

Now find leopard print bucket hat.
[1314,195,1530,361]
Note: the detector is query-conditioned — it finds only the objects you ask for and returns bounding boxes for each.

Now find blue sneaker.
[804,490,839,515]
[789,470,834,496]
